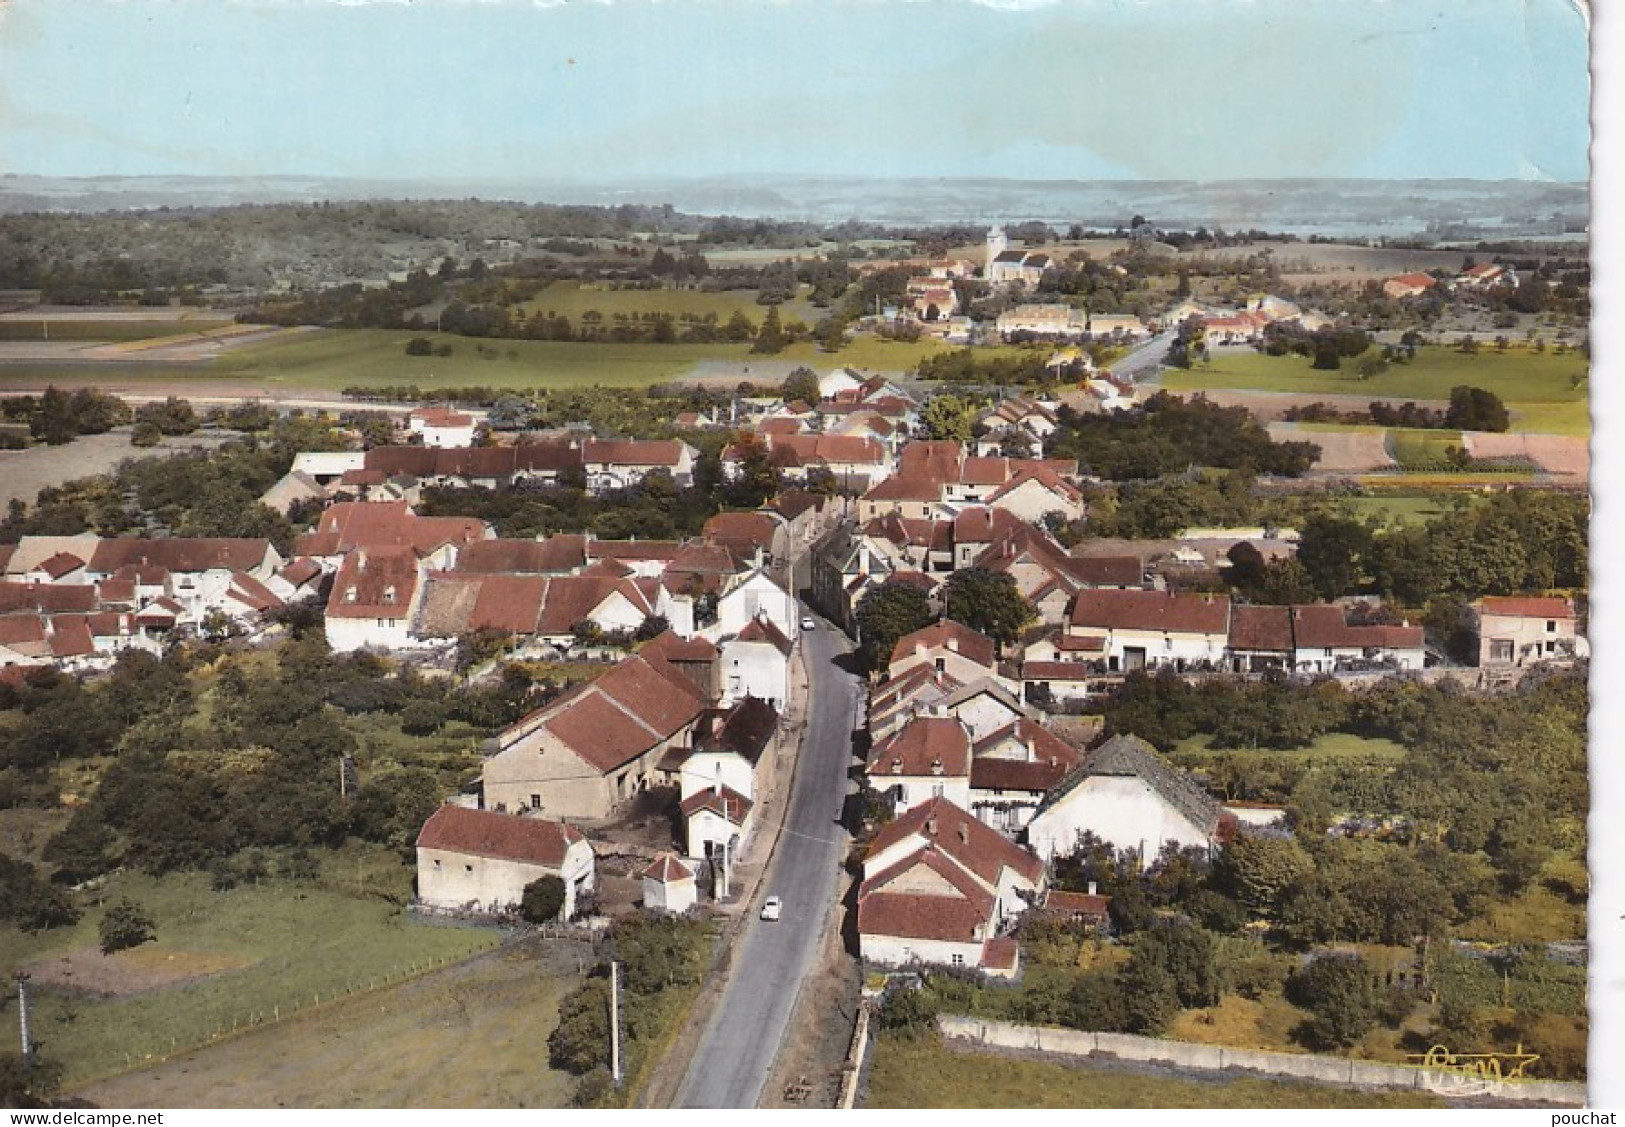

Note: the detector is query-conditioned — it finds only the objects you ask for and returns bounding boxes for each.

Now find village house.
[581,439,698,492]
[707,568,798,644]
[408,405,479,449]
[415,804,595,919]
[719,616,793,710]
[481,641,711,820]
[865,715,973,816]
[858,796,1045,977]
[1473,595,1582,667]
[888,620,1000,683]
[324,546,427,652]
[1065,589,1232,673]
[677,697,779,860]
[984,227,1053,288]
[1288,605,1425,674]
[968,717,1083,836]
[1025,734,1234,866]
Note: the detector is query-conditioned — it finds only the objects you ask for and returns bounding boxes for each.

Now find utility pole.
[609,960,622,1086]
[15,972,31,1067]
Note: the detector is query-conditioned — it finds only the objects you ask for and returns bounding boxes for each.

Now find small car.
[760,895,783,921]
[800,616,817,631]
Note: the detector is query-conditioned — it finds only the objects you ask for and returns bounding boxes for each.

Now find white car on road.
[760,895,783,921]
[800,616,817,631]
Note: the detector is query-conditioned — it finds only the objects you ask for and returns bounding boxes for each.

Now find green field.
[1161,346,1590,435]
[74,942,579,1108]
[1334,492,1472,527]
[0,858,503,1087]
[165,328,953,391]
[1172,733,1408,761]
[864,1034,1442,1109]
[1390,428,1465,469]
[517,280,824,327]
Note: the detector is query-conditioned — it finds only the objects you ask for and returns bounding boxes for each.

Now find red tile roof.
[1289,605,1423,650]
[1479,596,1575,619]
[866,796,1044,887]
[36,552,86,579]
[679,785,753,825]
[326,547,419,620]
[47,615,95,658]
[1068,589,1231,634]
[642,852,695,882]
[868,716,972,778]
[583,439,687,467]
[415,805,583,867]
[702,511,781,554]
[298,502,486,558]
[1020,661,1098,681]
[735,616,793,656]
[0,582,96,615]
[1228,604,1294,651]
[890,620,997,670]
[88,538,273,575]
[0,615,47,647]
[457,536,588,575]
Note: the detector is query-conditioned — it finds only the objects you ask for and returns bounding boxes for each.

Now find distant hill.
[0,174,1587,239]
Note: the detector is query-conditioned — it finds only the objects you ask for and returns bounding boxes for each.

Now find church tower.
[985,226,1008,278]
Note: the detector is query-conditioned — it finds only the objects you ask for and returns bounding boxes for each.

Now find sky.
[0,0,1593,184]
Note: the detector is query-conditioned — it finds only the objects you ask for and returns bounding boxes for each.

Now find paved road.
[1113,330,1173,383]
[673,620,860,1108]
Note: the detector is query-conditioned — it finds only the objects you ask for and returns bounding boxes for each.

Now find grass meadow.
[1160,346,1589,435]
[0,857,503,1088]
[863,1033,1443,1109]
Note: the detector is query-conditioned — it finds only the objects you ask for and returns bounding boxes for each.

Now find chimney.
[926,817,938,837]
[947,637,959,653]
[1025,738,1035,763]
[891,756,903,775]
[1088,881,1098,897]
[930,757,944,776]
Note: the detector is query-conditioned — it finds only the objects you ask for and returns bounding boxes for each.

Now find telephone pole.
[609,960,623,1086]
[15,972,32,1067]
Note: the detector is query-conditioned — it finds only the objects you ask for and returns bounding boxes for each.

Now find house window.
[530,793,542,809]
[464,864,473,873]
[1490,639,1514,662]
[433,859,441,869]
[935,657,945,672]
[1547,620,1557,633]
[951,953,965,967]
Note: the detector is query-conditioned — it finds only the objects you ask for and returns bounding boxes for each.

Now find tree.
[1212,832,1313,918]
[135,396,200,436]
[941,568,1035,647]
[1128,921,1220,1008]
[1295,514,1373,600]
[919,395,977,443]
[130,420,162,447]
[1444,385,1510,433]
[521,875,568,923]
[1286,954,1378,1049]
[751,306,786,354]
[854,582,933,671]
[781,366,820,405]
[1116,957,1179,1034]
[548,978,611,1073]
[99,897,156,954]
[405,336,434,356]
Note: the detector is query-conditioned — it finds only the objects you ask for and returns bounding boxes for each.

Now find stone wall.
[936,1015,1585,1106]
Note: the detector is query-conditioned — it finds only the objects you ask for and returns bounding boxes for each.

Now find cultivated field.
[0,325,959,394]
[1266,422,1394,472]
[73,938,583,1109]
[1159,346,1589,435]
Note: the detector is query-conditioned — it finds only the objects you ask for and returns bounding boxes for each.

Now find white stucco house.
[1025,734,1234,866]
[719,617,793,710]
[708,569,797,644]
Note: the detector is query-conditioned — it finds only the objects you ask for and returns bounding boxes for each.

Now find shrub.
[520,875,567,924]
[98,897,156,954]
